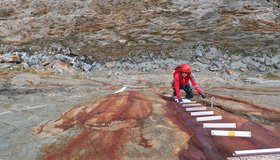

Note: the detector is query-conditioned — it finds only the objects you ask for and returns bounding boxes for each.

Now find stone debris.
[105,61,116,69]
[1,50,279,79]
[0,52,21,63]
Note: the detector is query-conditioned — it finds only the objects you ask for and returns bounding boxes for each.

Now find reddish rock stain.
[42,129,128,160]
[161,95,280,160]
[39,91,153,160]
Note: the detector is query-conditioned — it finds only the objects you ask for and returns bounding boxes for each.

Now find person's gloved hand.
[200,93,207,99]
[179,99,183,103]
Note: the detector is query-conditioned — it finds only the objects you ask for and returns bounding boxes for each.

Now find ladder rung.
[211,130,251,137]
[191,111,214,116]
[233,148,280,156]
[186,107,207,111]
[197,116,222,122]
[182,103,202,107]
[203,123,236,128]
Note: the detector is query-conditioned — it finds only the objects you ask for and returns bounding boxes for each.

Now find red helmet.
[181,64,191,73]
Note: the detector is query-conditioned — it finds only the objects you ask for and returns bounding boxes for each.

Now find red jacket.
[173,66,203,99]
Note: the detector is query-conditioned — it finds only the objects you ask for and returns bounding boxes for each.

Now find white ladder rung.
[182,103,202,107]
[186,107,207,111]
[182,101,197,104]
[191,111,214,116]
[203,123,236,129]
[211,130,251,137]
[197,116,222,122]
[233,148,280,156]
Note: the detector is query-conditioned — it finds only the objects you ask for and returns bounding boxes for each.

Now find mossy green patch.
[71,74,84,79]
[3,65,55,76]
[264,73,280,80]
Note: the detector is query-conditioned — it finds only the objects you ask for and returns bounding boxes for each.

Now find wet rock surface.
[1,70,280,160]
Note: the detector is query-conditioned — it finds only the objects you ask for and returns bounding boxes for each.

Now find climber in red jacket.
[172,64,206,103]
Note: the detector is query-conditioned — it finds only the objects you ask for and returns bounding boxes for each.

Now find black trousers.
[173,83,194,99]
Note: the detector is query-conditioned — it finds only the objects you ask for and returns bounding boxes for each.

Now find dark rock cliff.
[0,0,279,58]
